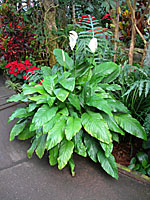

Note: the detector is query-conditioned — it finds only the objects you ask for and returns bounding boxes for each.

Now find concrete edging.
[117,163,150,184]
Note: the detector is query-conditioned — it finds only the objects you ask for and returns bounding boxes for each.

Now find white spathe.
[88,37,98,53]
[62,50,65,62]
[69,31,78,50]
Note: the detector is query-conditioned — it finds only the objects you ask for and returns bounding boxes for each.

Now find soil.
[112,138,143,167]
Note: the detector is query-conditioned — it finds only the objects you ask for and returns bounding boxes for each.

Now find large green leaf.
[82,111,112,144]
[86,95,113,116]
[29,94,55,107]
[27,102,37,112]
[97,149,118,179]
[17,123,35,140]
[106,99,129,113]
[32,105,58,130]
[100,142,113,158]
[102,113,125,135]
[68,93,81,111]
[41,66,52,76]
[73,130,87,157]
[53,49,73,70]
[10,120,27,141]
[54,88,69,102]
[59,77,75,92]
[57,140,74,170]
[93,62,118,77]
[46,117,66,150]
[7,93,25,102]
[114,113,147,140]
[43,114,61,134]
[84,134,99,162]
[42,75,55,95]
[65,117,82,140]
[49,145,59,166]
[35,134,47,159]
[23,84,46,95]
[103,66,120,83]
[8,107,33,122]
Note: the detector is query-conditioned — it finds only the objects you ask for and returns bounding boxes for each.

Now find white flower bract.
[62,50,65,62]
[88,37,98,53]
[69,31,78,50]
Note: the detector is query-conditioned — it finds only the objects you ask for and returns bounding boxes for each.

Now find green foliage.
[7,49,146,179]
[128,152,150,177]
[77,15,114,64]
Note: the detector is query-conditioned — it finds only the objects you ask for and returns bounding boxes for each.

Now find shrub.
[7,48,147,179]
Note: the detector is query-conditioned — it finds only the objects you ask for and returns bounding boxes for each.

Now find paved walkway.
[0,75,150,200]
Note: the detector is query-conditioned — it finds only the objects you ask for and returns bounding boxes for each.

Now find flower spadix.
[88,37,98,53]
[69,31,78,50]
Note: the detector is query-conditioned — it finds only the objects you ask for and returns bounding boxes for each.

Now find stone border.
[117,163,150,184]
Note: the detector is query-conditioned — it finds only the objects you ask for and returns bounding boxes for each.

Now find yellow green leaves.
[82,111,112,144]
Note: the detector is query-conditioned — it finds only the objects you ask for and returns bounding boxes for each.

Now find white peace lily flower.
[88,37,98,53]
[62,50,65,62]
[69,30,78,50]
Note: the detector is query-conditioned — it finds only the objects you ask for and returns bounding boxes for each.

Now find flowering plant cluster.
[0,3,35,65]
[5,59,39,81]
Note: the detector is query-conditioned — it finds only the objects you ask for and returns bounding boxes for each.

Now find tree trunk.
[43,0,58,67]
[129,23,136,65]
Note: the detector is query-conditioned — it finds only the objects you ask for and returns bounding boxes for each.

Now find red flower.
[102,14,111,20]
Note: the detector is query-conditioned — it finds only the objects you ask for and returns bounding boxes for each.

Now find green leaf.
[97,149,118,179]
[49,145,59,166]
[84,134,99,162]
[35,134,47,159]
[103,66,120,83]
[42,75,55,95]
[29,94,55,107]
[41,66,52,76]
[107,99,129,113]
[7,93,25,102]
[102,113,125,135]
[57,140,74,170]
[32,105,58,130]
[54,88,69,102]
[86,95,113,116]
[46,117,66,150]
[112,132,119,142]
[114,113,147,140]
[27,138,38,159]
[43,114,61,134]
[23,84,46,95]
[100,142,113,158]
[27,102,37,112]
[73,130,87,157]
[82,111,112,144]
[99,83,121,91]
[59,77,75,92]
[136,152,148,168]
[10,120,27,141]
[17,123,35,140]
[8,107,32,122]
[69,158,75,176]
[65,117,82,140]
[53,49,73,70]
[93,62,118,77]
[58,107,69,116]
[68,93,81,111]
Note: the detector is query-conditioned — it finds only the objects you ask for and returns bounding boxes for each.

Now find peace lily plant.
[7,31,147,179]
